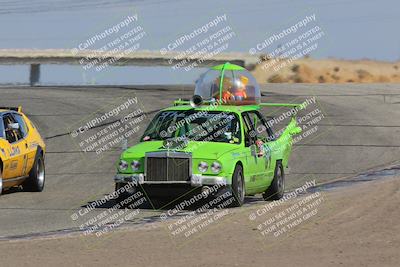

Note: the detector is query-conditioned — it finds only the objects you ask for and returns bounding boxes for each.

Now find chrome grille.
[145,152,191,182]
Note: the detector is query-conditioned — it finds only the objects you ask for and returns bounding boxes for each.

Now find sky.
[0,0,399,85]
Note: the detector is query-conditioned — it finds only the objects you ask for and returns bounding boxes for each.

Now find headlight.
[118,160,128,171]
[131,160,141,171]
[211,161,222,173]
[198,161,208,173]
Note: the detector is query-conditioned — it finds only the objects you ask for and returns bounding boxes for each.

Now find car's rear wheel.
[231,164,245,207]
[23,152,45,192]
[263,161,284,201]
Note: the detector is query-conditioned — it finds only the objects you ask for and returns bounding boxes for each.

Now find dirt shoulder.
[252,58,400,83]
[1,176,399,267]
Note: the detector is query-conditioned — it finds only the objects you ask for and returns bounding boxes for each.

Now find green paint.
[115,62,303,197]
[117,103,302,195]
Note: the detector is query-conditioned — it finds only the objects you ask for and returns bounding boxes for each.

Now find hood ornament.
[162,138,188,150]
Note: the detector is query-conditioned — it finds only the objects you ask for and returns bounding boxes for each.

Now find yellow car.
[0,107,46,194]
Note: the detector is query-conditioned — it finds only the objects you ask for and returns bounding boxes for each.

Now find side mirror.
[8,123,19,131]
[289,126,302,135]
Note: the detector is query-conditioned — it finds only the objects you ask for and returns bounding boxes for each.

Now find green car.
[114,63,302,207]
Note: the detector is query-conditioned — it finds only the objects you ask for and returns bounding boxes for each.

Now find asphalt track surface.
[0,84,399,239]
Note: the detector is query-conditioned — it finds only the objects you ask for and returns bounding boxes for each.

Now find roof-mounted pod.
[194,62,261,105]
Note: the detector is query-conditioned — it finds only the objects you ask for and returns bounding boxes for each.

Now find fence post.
[30,64,40,86]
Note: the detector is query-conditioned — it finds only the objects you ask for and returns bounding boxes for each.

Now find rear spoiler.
[259,103,306,118]
[0,106,22,112]
[259,103,302,108]
[173,99,307,112]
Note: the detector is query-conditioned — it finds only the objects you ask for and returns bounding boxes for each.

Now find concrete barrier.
[0,49,260,85]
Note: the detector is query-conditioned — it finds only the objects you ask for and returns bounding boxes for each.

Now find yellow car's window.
[3,114,22,143]
[0,117,4,139]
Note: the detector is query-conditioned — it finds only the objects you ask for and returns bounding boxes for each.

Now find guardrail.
[0,49,260,86]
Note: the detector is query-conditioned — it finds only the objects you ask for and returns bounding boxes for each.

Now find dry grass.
[252,58,400,83]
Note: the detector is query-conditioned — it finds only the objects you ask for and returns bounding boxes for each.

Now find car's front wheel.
[23,152,45,192]
[263,161,284,201]
[231,164,245,207]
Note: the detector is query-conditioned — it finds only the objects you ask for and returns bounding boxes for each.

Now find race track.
[0,84,399,238]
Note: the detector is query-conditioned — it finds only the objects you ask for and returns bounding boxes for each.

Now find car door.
[2,113,27,179]
[0,115,11,178]
[12,113,33,176]
[245,111,276,190]
[241,112,263,191]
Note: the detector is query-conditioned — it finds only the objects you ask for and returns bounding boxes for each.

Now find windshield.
[142,110,241,144]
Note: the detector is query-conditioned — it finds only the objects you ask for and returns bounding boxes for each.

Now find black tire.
[23,152,45,192]
[231,164,245,207]
[263,161,284,201]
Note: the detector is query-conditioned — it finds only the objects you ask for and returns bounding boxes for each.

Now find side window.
[0,116,4,139]
[253,111,275,141]
[245,111,275,142]
[12,114,28,138]
[3,114,19,143]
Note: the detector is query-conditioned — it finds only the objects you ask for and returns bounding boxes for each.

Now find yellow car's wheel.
[23,152,45,192]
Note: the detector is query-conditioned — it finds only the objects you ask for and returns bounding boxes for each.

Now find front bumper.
[114,173,230,186]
